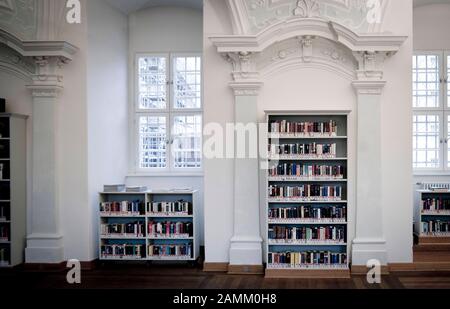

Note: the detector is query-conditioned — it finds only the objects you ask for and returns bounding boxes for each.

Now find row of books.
[421,198,450,211]
[421,220,450,234]
[268,164,345,179]
[268,251,347,266]
[100,201,144,215]
[100,222,145,237]
[101,244,145,258]
[268,143,337,157]
[268,206,347,220]
[0,225,8,240]
[268,226,345,242]
[148,200,191,215]
[268,185,343,199]
[148,243,193,257]
[148,221,193,237]
[269,120,338,136]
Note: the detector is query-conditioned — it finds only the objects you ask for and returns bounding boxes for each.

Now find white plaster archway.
[209,1,407,272]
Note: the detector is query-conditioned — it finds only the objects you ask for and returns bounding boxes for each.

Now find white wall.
[56,0,90,261]
[204,0,413,264]
[86,0,129,260]
[127,6,205,245]
[414,3,450,50]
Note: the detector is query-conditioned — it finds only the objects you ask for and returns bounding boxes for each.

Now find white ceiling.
[414,0,450,7]
[105,0,203,15]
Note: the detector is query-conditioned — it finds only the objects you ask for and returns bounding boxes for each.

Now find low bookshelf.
[415,184,450,245]
[265,111,350,278]
[99,190,200,263]
[0,114,27,268]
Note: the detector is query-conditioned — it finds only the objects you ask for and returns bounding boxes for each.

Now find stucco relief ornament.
[293,0,320,18]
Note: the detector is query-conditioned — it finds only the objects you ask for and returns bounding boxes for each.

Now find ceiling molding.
[104,0,202,15]
[0,28,78,61]
[210,18,407,54]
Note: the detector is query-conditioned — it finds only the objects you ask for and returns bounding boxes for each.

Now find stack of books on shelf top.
[126,186,148,193]
[103,184,126,193]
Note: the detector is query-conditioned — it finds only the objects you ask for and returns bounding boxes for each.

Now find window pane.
[413,55,440,108]
[413,114,440,169]
[173,56,201,109]
[172,115,202,168]
[138,56,167,109]
[139,116,167,168]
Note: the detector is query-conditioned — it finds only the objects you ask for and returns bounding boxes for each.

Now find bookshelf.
[99,190,200,263]
[415,184,450,244]
[0,114,27,268]
[265,112,350,278]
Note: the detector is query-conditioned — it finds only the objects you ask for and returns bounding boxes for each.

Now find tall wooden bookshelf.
[0,114,27,268]
[415,183,450,244]
[265,111,350,278]
[99,190,200,263]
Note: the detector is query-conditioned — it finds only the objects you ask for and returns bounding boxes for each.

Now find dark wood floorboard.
[1,265,450,289]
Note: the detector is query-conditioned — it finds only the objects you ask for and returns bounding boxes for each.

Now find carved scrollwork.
[293,0,320,18]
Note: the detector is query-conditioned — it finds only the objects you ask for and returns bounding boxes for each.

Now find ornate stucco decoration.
[227,0,389,35]
[210,16,406,86]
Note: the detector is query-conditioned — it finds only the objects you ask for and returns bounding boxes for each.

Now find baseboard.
[389,262,450,272]
[203,262,229,272]
[228,264,264,275]
[351,265,390,275]
[24,259,98,272]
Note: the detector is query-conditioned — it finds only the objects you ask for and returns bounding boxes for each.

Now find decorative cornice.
[0,28,78,61]
[352,80,386,95]
[210,18,407,54]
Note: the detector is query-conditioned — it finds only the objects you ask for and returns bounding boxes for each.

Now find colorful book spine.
[268,206,346,220]
[268,143,337,157]
[100,221,145,237]
[148,200,191,215]
[0,225,8,241]
[148,243,192,257]
[268,226,345,242]
[421,198,450,211]
[100,200,144,215]
[147,221,193,237]
[268,185,343,199]
[270,120,338,136]
[269,163,345,178]
[421,220,450,235]
[268,251,347,266]
[101,244,145,258]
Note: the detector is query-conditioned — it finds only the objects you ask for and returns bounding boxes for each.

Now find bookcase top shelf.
[100,190,197,195]
[417,190,450,194]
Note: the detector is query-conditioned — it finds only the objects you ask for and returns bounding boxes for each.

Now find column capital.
[229,81,263,96]
[221,51,260,83]
[352,80,386,95]
[27,55,70,98]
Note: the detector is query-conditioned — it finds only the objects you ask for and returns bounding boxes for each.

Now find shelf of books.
[415,183,450,244]
[0,114,27,268]
[265,112,350,278]
[99,189,200,263]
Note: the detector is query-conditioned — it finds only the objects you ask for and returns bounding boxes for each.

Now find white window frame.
[413,50,450,175]
[132,52,203,176]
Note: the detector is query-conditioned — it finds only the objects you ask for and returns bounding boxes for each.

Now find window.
[413,52,450,172]
[134,53,202,173]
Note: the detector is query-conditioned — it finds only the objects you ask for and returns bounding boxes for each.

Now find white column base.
[25,233,64,263]
[229,236,263,265]
[351,238,387,266]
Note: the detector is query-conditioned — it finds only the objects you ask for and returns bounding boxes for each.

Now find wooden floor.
[1,263,450,289]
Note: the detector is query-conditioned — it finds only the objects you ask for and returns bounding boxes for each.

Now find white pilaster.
[229,80,263,267]
[25,56,65,263]
[351,80,387,266]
